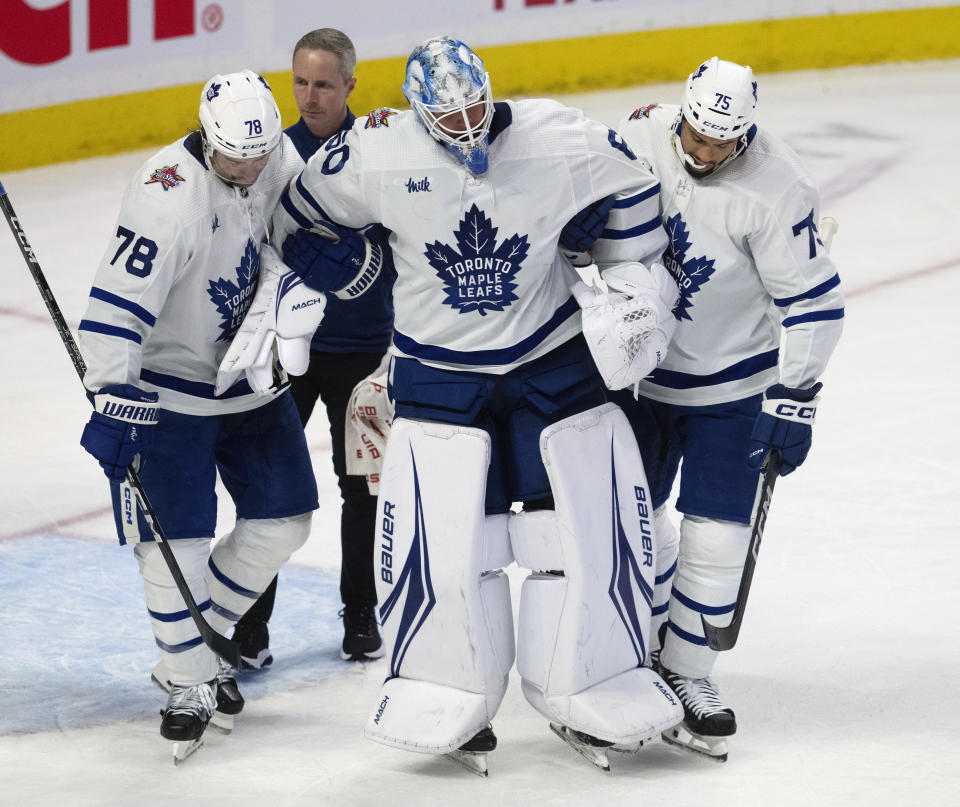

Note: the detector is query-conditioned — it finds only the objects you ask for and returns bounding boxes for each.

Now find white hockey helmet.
[199,70,281,182]
[680,57,757,141]
[402,36,494,175]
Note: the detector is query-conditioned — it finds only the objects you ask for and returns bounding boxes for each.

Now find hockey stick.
[0,178,242,668]
[701,451,781,651]
[701,216,839,651]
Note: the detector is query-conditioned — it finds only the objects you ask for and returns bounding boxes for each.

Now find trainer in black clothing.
[232,28,394,666]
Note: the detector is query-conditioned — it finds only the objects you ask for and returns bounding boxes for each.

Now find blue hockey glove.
[80,384,160,482]
[560,195,616,253]
[747,383,822,476]
[281,224,382,300]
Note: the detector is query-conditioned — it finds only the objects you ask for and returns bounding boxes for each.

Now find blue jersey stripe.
[392,297,579,366]
[671,586,735,616]
[154,635,205,654]
[782,308,845,328]
[78,319,142,344]
[613,184,660,208]
[89,287,156,326]
[147,599,212,623]
[600,216,661,240]
[295,173,334,222]
[774,273,841,307]
[280,187,314,230]
[139,368,255,399]
[207,557,259,599]
[647,348,779,390]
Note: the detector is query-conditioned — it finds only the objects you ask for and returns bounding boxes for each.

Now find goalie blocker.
[365,405,682,755]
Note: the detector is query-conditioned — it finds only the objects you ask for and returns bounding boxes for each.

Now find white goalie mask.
[199,70,282,187]
[402,36,494,175]
[673,57,757,175]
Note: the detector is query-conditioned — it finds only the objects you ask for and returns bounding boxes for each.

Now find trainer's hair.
[293,29,356,82]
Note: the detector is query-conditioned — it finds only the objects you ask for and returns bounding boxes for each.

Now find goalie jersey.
[615,103,845,406]
[79,133,303,415]
[274,99,667,374]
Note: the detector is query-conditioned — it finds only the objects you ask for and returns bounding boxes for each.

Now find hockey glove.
[281,222,383,300]
[559,195,616,266]
[216,243,327,396]
[747,383,822,475]
[80,384,160,482]
[573,262,679,391]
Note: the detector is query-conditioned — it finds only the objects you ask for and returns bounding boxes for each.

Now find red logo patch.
[145,164,185,191]
[628,104,659,121]
[364,108,396,129]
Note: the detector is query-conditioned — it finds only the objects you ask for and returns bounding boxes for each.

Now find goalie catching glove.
[573,262,679,391]
[215,243,327,396]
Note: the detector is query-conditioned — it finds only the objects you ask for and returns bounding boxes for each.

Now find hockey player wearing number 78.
[218,35,685,772]
[603,58,845,761]
[77,71,319,762]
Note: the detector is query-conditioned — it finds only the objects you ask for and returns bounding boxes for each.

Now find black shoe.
[232,618,273,670]
[657,662,737,737]
[340,605,385,661]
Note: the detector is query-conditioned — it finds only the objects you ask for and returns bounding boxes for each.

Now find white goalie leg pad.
[366,418,514,754]
[205,513,312,634]
[651,505,679,656]
[660,515,750,679]
[513,403,682,745]
[134,537,217,684]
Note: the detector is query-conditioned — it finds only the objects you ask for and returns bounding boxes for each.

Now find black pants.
[236,350,385,626]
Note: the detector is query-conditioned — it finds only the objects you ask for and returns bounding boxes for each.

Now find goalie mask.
[199,70,282,187]
[402,36,494,175]
[673,57,757,177]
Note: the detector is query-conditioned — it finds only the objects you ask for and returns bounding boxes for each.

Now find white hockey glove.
[215,243,327,396]
[573,262,679,391]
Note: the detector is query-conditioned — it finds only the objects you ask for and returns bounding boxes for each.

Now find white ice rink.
[1,60,958,807]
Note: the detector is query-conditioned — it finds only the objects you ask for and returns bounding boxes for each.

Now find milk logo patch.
[664,212,716,321]
[425,204,526,316]
[207,238,260,341]
[145,164,185,191]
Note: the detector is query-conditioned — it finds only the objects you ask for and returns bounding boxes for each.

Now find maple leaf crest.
[663,212,716,322]
[207,239,260,341]
[423,204,527,316]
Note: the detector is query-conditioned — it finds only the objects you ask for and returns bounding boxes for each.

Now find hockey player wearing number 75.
[217,36,685,772]
[604,58,845,761]
[77,71,319,761]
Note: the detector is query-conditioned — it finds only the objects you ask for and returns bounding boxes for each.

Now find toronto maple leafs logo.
[424,204,526,315]
[663,213,715,321]
[207,238,260,341]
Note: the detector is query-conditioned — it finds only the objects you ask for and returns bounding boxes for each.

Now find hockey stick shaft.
[701,450,781,651]
[0,178,241,668]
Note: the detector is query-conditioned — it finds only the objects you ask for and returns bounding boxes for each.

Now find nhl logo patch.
[145,164,185,191]
[364,108,396,129]
[629,104,659,120]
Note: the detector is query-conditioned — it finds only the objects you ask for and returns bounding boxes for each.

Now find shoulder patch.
[628,104,659,121]
[145,164,186,191]
[364,108,396,129]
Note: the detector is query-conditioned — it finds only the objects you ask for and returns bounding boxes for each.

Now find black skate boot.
[446,725,497,777]
[159,680,216,765]
[231,617,273,670]
[153,659,244,734]
[657,661,736,762]
[340,605,385,661]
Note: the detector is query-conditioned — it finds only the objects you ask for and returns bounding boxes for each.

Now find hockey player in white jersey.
[219,36,683,772]
[78,71,319,762]
[605,58,845,760]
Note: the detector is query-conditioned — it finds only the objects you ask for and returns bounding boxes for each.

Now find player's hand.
[281,224,383,299]
[80,384,159,482]
[748,383,822,475]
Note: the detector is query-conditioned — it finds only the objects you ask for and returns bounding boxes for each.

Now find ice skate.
[340,605,385,661]
[159,680,216,765]
[658,662,736,763]
[445,725,496,777]
[549,723,614,772]
[232,618,273,670]
[152,658,244,734]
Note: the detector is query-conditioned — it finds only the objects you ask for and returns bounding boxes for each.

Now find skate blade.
[661,722,729,763]
[209,712,234,734]
[444,749,489,777]
[172,737,204,765]
[549,723,611,772]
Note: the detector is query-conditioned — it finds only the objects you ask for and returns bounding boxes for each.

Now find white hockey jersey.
[79,133,303,415]
[274,99,667,374]
[613,103,844,406]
